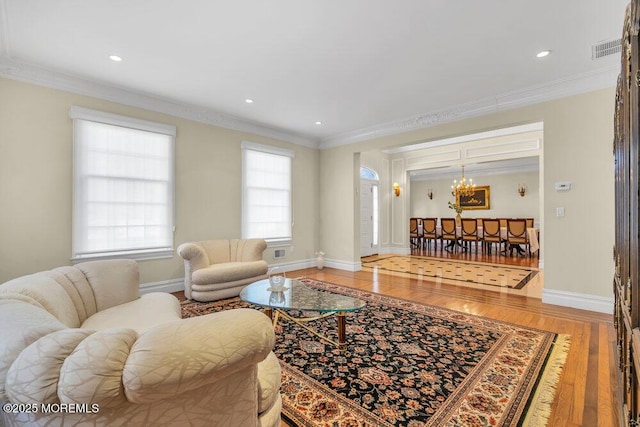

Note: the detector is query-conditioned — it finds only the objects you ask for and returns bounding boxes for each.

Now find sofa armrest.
[122,308,274,403]
[177,243,210,268]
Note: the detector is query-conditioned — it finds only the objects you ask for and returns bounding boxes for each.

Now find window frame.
[241,141,295,246]
[69,106,176,262]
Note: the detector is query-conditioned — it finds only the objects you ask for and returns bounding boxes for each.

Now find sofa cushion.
[257,351,281,414]
[6,329,94,404]
[192,261,268,285]
[81,293,181,334]
[76,259,140,312]
[0,273,83,328]
[0,297,67,401]
[58,328,138,408]
[52,266,99,322]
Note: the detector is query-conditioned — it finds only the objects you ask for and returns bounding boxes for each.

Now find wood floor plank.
[281,260,617,426]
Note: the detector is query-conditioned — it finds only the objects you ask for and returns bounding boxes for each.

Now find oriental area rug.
[181,279,569,426]
[361,255,538,289]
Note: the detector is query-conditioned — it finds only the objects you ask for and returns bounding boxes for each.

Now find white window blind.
[242,142,294,244]
[70,106,175,260]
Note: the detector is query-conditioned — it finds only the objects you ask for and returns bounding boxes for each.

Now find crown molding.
[0,54,618,151]
[318,66,619,150]
[0,57,319,148]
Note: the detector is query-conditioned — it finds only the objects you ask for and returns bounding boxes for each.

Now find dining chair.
[440,218,459,252]
[525,218,534,228]
[506,218,530,257]
[482,218,503,254]
[421,217,439,251]
[461,218,481,253]
[409,218,422,249]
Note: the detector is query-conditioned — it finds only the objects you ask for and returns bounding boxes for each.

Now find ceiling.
[0,0,628,148]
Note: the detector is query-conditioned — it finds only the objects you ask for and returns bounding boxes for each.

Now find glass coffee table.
[240,278,366,350]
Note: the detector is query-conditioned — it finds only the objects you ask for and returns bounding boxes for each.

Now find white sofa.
[178,239,269,301]
[0,259,281,427]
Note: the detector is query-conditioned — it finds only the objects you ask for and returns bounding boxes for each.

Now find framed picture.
[457,185,490,210]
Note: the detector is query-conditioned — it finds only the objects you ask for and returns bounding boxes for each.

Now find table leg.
[337,312,346,348]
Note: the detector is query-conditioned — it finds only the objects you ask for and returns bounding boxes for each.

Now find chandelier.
[451,165,475,197]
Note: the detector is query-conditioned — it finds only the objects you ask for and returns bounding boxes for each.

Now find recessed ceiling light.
[245,99,254,104]
[109,55,122,62]
[536,50,551,58]
[315,121,322,125]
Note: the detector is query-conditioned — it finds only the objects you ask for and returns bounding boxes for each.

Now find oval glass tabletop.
[240,278,366,313]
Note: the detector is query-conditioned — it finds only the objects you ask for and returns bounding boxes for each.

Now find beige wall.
[0,77,320,284]
[320,87,615,298]
[410,171,540,223]
[0,76,616,301]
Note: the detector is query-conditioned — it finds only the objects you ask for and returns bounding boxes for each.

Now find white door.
[360,180,378,257]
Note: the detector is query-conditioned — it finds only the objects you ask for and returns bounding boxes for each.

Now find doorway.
[360,166,379,257]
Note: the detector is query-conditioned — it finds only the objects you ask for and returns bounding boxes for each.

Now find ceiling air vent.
[592,39,621,60]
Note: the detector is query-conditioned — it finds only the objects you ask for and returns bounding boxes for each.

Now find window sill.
[266,240,292,248]
[71,248,175,264]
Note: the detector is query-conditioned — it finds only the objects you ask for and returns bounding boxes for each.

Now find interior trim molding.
[542,289,613,314]
[319,67,618,149]
[0,56,617,150]
[268,258,317,272]
[140,278,183,295]
[325,258,362,272]
[0,57,318,148]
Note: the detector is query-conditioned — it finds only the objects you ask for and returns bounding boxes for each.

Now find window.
[70,106,176,261]
[360,166,379,180]
[242,141,294,244]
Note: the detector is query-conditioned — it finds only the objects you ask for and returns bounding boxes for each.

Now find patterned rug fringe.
[522,334,571,427]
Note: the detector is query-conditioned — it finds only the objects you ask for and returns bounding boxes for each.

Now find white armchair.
[178,239,269,301]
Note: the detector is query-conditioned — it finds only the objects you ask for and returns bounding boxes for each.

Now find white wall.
[410,171,540,223]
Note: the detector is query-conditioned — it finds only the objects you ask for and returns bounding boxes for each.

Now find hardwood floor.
[281,264,618,427]
[178,251,616,426]
[408,240,540,268]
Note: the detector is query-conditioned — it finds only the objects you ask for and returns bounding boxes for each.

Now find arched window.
[360,166,379,180]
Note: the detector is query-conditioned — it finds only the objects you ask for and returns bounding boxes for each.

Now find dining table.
[421,225,540,254]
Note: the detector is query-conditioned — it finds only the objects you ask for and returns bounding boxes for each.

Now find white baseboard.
[269,259,317,272]
[377,246,410,255]
[542,289,613,314]
[140,278,183,294]
[325,258,362,272]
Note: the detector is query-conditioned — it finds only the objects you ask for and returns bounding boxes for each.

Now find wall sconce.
[393,182,401,197]
[518,184,527,197]
[427,189,433,199]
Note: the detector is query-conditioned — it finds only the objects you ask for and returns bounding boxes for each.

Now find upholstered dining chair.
[507,218,530,256]
[440,218,458,252]
[461,218,481,253]
[421,217,439,250]
[482,218,503,255]
[410,218,422,248]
